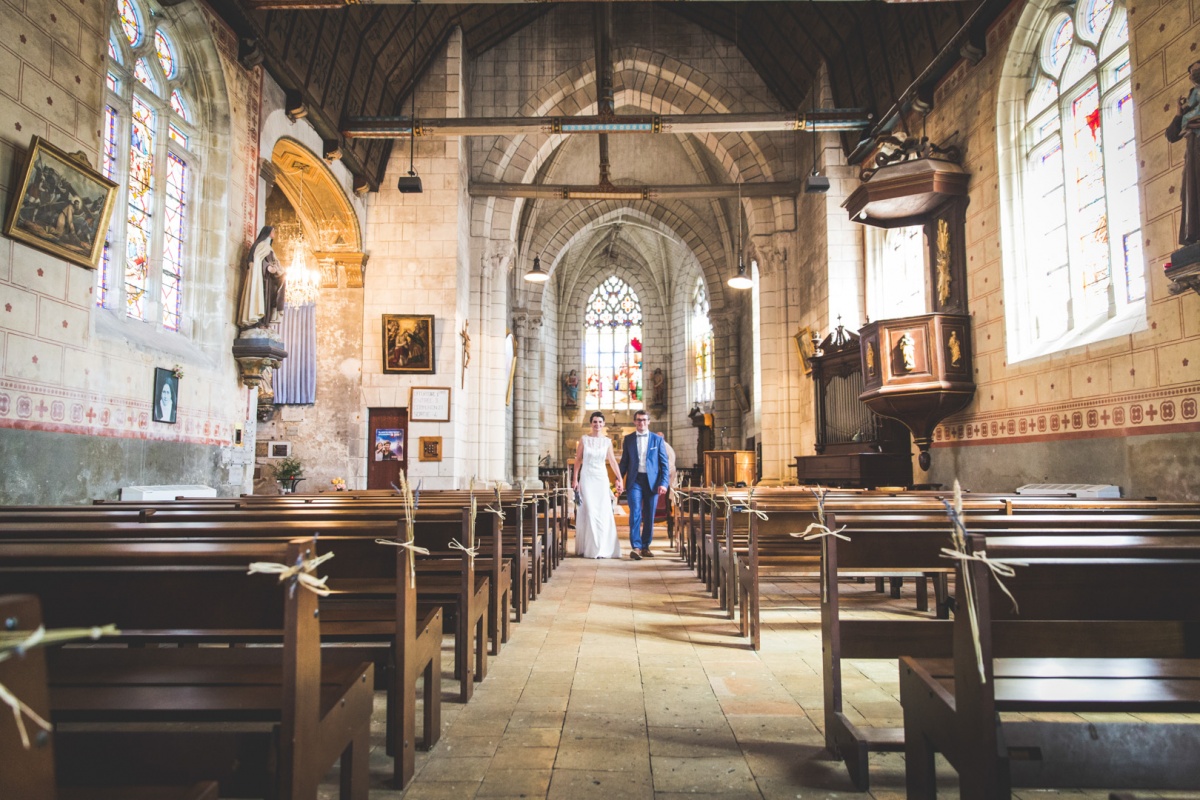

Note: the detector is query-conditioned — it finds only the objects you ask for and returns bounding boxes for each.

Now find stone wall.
[0,0,259,503]
[914,0,1200,498]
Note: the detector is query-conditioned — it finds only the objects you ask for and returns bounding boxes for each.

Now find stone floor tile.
[431,735,500,758]
[416,756,493,783]
[547,769,656,800]
[491,744,558,770]
[561,710,649,739]
[475,768,553,797]
[647,725,740,758]
[554,736,651,771]
[650,755,759,794]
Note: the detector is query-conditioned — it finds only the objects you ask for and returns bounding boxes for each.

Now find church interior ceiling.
[211,1,989,190]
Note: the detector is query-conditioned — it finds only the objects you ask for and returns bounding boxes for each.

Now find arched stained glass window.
[1006,0,1141,359]
[100,0,196,332]
[155,30,176,78]
[691,279,714,406]
[584,276,644,411]
[118,0,142,47]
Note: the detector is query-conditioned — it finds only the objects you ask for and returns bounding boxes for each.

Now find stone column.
[710,309,742,451]
[511,310,543,484]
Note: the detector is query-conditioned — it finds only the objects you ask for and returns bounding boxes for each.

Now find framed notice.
[409,386,451,422]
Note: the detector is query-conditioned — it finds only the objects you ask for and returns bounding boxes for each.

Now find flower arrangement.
[171,364,184,380]
[331,477,346,491]
[270,456,304,481]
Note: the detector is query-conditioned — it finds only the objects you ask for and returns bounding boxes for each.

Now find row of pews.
[0,486,570,799]
[669,485,1200,797]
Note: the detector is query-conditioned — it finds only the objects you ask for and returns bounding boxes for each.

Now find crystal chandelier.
[285,243,320,306]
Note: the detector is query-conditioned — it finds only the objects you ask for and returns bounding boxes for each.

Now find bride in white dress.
[573,411,624,558]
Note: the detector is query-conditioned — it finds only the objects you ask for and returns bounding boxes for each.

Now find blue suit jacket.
[619,431,670,490]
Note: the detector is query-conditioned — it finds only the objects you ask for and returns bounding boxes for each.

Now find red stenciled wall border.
[933,382,1200,448]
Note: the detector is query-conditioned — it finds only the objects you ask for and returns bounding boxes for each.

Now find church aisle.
[325,538,1159,799]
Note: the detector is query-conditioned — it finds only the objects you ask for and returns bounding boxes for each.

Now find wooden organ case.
[794,325,913,488]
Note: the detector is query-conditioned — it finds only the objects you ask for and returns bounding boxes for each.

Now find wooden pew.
[0,594,220,800]
[900,532,1200,797]
[0,518,450,787]
[0,538,375,799]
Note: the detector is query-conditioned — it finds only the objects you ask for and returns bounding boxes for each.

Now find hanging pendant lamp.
[524,254,550,283]
[727,181,752,290]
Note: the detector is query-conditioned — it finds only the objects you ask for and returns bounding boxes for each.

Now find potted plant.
[271,455,305,494]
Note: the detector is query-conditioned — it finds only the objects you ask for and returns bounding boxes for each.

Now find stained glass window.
[98,106,119,308]
[691,279,714,405]
[118,0,141,47]
[125,95,155,320]
[584,276,643,412]
[100,0,196,330]
[133,58,157,93]
[162,153,187,331]
[169,90,189,121]
[1014,0,1141,356]
[155,30,176,78]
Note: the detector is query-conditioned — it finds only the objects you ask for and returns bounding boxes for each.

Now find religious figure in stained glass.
[1166,60,1200,246]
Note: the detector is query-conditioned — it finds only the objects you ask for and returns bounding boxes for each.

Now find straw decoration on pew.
[939,480,1026,683]
[449,538,478,563]
[744,487,769,520]
[382,471,423,588]
[248,549,335,597]
[792,487,849,541]
[486,485,507,521]
[1,624,118,749]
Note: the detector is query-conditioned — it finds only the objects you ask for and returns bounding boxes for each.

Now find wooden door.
[367,408,408,490]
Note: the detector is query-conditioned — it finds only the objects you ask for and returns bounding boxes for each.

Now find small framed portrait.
[409,387,451,422]
[152,367,179,424]
[268,441,293,459]
[383,314,435,374]
[418,436,443,462]
[3,136,118,269]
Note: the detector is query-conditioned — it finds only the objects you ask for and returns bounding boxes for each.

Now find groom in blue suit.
[618,410,670,560]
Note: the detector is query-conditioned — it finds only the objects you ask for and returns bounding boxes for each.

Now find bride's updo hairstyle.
[589,412,605,424]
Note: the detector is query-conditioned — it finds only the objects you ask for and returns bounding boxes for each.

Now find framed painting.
[3,136,118,269]
[152,367,179,424]
[409,386,451,422]
[268,441,293,459]
[382,314,435,374]
[793,326,816,375]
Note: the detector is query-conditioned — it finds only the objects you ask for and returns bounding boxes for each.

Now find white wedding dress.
[575,435,622,558]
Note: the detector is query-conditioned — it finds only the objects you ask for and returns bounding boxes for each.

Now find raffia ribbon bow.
[1,624,118,749]
[248,551,335,597]
[449,538,478,562]
[939,547,1026,613]
[792,522,850,541]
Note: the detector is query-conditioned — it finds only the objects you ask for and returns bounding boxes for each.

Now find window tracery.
[691,278,714,406]
[1003,0,1142,359]
[584,276,644,412]
[99,0,196,333]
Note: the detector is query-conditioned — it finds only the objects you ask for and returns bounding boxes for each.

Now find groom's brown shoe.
[629,550,642,560]
[641,548,654,557]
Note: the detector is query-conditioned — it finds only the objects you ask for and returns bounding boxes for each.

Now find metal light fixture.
[397,7,422,194]
[524,254,550,283]
[727,182,752,290]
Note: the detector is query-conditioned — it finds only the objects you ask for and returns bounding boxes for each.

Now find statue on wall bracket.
[1164,59,1200,297]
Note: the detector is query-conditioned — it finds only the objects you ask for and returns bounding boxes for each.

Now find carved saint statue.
[1166,60,1200,246]
[897,332,916,372]
[563,369,580,408]
[651,367,667,409]
[237,226,287,330]
[947,330,963,369]
[866,341,876,378]
[936,218,952,307]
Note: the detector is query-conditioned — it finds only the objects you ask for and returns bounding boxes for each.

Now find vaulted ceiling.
[208,1,1000,190]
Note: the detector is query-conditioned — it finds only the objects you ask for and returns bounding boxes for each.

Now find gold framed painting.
[793,326,817,375]
[3,136,118,269]
[382,314,435,374]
